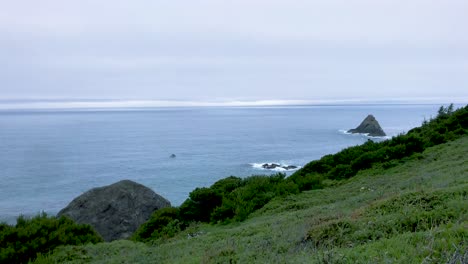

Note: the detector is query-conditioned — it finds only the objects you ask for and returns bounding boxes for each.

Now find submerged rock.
[57,180,171,241]
[348,115,386,137]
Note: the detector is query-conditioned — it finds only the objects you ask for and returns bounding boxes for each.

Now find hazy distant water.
[0,104,446,223]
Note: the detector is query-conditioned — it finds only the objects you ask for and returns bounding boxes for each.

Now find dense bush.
[178,176,243,223]
[179,187,222,222]
[178,173,301,223]
[0,213,102,264]
[293,172,324,191]
[133,174,303,241]
[132,207,183,242]
[211,174,300,222]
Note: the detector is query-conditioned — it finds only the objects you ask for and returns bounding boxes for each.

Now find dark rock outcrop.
[262,163,281,169]
[348,115,386,137]
[57,180,171,241]
[262,163,298,170]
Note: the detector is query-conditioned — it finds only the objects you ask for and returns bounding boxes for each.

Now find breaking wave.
[339,129,391,140]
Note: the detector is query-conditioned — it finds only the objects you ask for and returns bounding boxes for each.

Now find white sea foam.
[339,129,352,135]
[339,129,391,140]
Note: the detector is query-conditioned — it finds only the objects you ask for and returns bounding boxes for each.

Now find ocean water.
[0,104,445,223]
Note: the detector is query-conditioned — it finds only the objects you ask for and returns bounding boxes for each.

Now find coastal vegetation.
[0,213,102,264]
[35,129,468,263]
[1,104,466,263]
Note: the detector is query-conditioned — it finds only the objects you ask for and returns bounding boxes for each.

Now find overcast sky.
[1,0,467,103]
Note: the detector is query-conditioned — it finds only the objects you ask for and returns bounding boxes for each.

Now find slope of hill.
[35,135,468,263]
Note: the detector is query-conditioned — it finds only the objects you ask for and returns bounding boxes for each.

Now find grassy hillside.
[35,135,468,263]
[128,104,468,240]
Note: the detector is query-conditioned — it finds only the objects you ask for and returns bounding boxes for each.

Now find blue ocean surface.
[0,104,447,223]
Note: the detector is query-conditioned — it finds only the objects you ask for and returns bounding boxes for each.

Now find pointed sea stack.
[348,115,386,137]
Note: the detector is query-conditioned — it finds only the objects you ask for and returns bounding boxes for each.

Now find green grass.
[33,135,468,263]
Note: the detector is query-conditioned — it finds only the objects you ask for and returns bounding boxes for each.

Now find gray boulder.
[57,180,171,241]
[348,115,386,137]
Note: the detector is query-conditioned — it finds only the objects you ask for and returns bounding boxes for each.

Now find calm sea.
[0,104,448,223]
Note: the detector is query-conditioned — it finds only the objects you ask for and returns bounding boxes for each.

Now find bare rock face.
[348,115,386,137]
[57,180,171,241]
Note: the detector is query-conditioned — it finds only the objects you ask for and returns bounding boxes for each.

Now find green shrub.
[210,198,237,223]
[236,174,300,220]
[292,172,324,191]
[211,176,243,194]
[274,180,301,196]
[179,187,222,222]
[177,174,301,224]
[132,207,183,242]
[179,176,244,223]
[328,164,353,180]
[0,213,102,264]
[231,176,278,221]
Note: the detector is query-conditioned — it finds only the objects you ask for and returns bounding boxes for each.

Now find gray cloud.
[1,0,467,102]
